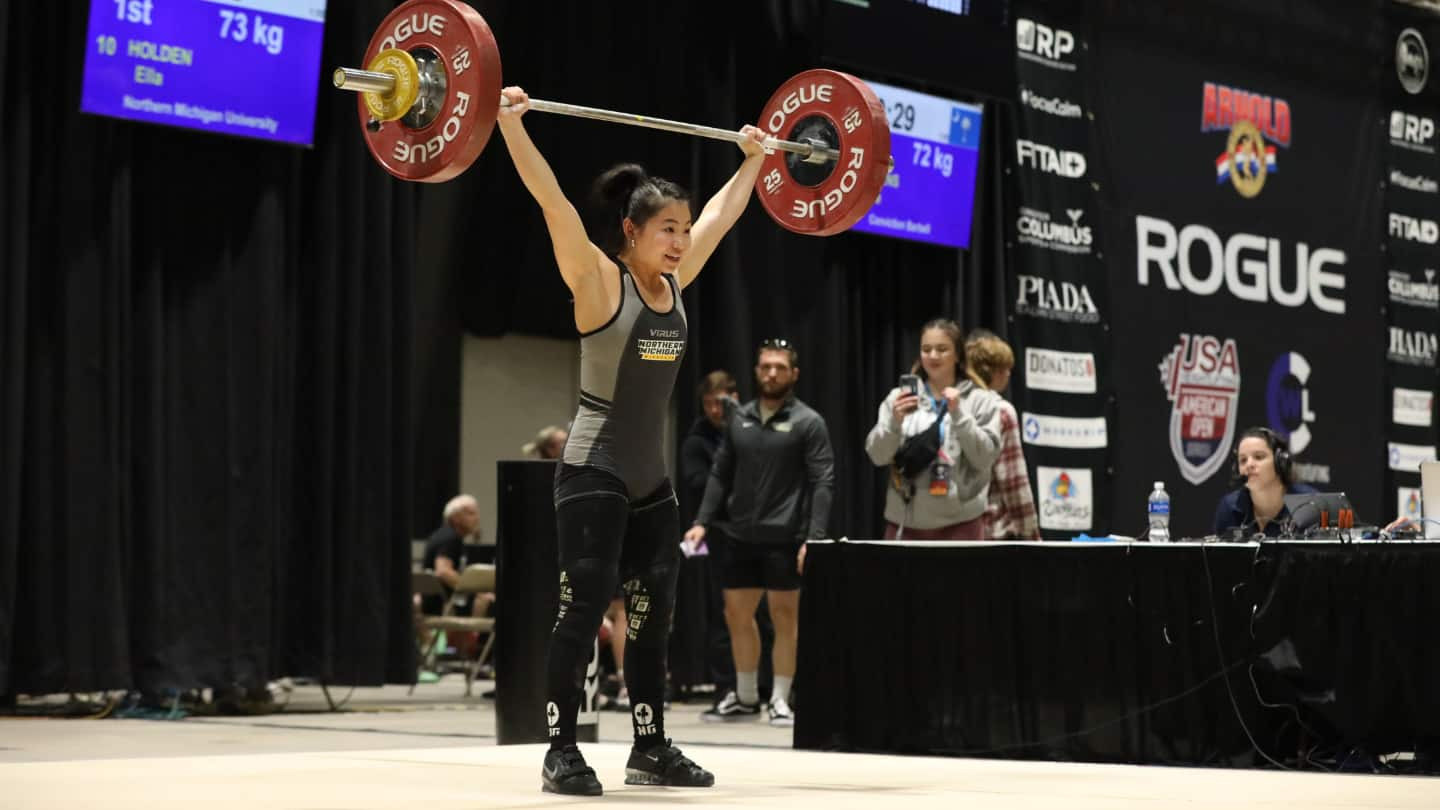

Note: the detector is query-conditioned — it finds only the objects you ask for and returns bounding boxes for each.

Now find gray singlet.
[562,261,688,496]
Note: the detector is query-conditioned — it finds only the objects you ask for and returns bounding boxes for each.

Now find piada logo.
[1158,334,1241,484]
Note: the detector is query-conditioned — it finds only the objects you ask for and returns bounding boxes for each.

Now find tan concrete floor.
[2,677,1435,809]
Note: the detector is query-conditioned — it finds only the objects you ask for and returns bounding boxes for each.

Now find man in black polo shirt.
[684,339,835,727]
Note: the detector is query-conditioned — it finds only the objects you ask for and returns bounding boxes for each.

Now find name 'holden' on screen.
[81,0,329,147]
[850,79,983,249]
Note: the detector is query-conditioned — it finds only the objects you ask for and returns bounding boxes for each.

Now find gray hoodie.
[865,380,1003,530]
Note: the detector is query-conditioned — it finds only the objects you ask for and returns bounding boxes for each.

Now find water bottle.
[1147,481,1171,542]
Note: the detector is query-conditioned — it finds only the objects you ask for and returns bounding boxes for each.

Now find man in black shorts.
[684,339,835,727]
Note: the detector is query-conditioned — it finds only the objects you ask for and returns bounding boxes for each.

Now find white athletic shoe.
[700,690,761,722]
[768,697,795,727]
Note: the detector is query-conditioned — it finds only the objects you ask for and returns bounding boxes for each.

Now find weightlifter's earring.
[630,239,635,247]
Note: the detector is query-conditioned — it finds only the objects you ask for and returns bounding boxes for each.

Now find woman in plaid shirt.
[965,331,1041,541]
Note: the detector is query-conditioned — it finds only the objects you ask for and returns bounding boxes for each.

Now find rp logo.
[1024,415,1041,442]
[1266,352,1315,454]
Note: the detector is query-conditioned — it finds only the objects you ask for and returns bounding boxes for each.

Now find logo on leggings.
[546,701,560,736]
[554,572,573,631]
[623,579,651,641]
[633,703,657,736]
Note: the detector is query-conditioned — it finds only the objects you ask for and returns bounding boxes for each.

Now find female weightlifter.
[496,85,767,796]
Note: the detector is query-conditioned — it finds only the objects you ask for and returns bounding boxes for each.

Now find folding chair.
[411,564,497,697]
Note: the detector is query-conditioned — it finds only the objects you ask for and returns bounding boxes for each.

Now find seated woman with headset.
[1212,426,1318,538]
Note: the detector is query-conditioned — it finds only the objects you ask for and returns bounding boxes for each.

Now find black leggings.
[547,465,681,750]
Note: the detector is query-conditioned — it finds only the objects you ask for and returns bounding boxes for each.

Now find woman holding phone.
[864,319,1004,539]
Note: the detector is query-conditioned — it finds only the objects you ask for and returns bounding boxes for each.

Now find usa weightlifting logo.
[1159,334,1241,484]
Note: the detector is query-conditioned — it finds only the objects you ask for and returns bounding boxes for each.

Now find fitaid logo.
[1016,139,1087,179]
[1389,212,1440,244]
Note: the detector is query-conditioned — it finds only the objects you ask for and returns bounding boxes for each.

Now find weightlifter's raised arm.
[495,85,604,295]
[674,132,767,289]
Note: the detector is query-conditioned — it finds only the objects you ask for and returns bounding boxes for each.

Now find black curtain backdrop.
[1,1,1009,694]
[1,2,419,695]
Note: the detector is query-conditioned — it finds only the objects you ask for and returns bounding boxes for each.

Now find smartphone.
[898,374,921,397]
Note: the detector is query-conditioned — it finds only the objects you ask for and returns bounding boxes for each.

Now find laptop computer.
[1282,491,1354,533]
[1420,461,1440,539]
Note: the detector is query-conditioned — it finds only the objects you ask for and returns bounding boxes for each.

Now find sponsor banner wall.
[1384,7,1440,513]
[1008,2,1113,539]
[1092,15,1385,537]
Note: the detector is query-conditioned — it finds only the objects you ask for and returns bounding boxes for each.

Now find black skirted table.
[795,540,1440,766]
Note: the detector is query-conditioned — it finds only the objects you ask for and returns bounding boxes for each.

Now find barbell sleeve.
[333,67,398,96]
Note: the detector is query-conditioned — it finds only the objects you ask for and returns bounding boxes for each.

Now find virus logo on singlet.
[637,328,683,362]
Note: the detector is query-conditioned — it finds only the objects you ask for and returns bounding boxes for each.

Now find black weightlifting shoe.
[624,740,715,787]
[541,745,603,796]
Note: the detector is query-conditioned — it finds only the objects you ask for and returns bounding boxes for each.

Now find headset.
[1234,426,1292,484]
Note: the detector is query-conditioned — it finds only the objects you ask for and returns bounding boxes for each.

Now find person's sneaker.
[624,740,715,787]
[541,745,603,796]
[700,690,760,722]
[768,697,795,727]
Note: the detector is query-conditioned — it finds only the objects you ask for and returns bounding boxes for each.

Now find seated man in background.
[423,494,492,617]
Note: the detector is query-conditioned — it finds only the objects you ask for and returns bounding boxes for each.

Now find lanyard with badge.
[926,392,951,496]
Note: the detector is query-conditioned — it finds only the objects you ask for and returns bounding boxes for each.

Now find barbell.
[334,0,892,236]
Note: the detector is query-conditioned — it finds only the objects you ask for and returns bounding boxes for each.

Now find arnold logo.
[1016,206,1092,254]
[1203,83,1290,198]
[1015,275,1100,324]
[1158,334,1241,485]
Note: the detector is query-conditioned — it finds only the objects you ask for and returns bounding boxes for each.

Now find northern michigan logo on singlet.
[637,328,683,362]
